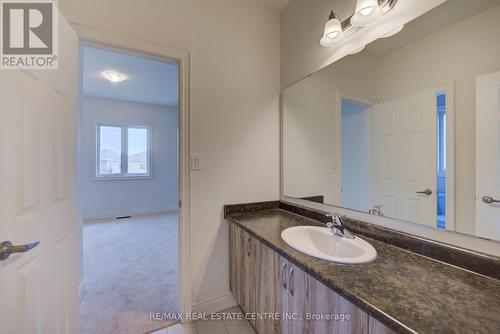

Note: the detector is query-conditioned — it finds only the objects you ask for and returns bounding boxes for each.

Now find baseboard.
[83,206,178,221]
[191,292,237,314]
[79,280,87,303]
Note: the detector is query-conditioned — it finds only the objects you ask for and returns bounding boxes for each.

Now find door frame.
[73,24,192,318]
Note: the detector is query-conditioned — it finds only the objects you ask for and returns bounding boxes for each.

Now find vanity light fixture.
[101,70,128,83]
[351,0,382,27]
[320,0,399,48]
[320,11,343,47]
[380,24,404,38]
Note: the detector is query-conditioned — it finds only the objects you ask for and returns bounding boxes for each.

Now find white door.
[371,90,437,227]
[0,11,80,334]
[476,71,500,241]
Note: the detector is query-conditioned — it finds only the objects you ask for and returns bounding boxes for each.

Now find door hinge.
[179,200,182,208]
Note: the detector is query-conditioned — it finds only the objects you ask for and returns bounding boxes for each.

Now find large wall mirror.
[282,0,500,242]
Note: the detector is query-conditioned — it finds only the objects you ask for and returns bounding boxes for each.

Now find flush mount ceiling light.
[320,11,343,47]
[380,24,404,38]
[320,0,399,48]
[351,0,382,27]
[101,70,128,83]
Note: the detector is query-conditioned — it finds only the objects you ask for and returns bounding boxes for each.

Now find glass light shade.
[380,25,405,38]
[349,45,366,55]
[320,12,343,47]
[351,0,381,27]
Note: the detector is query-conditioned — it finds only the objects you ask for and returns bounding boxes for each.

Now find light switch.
[191,154,203,171]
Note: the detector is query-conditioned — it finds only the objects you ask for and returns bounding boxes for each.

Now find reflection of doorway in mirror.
[436,93,447,230]
[340,98,371,212]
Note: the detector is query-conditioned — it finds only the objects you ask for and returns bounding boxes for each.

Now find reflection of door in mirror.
[476,71,500,241]
[369,87,453,229]
[371,91,436,227]
[341,98,371,212]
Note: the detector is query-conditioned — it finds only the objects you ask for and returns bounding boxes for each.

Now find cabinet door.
[229,223,242,305]
[279,258,290,334]
[254,240,282,333]
[308,278,368,334]
[281,261,369,334]
[369,316,396,334]
[229,224,256,318]
[240,228,257,323]
[286,263,310,334]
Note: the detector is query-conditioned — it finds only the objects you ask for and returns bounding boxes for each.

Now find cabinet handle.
[246,237,251,257]
[288,267,294,297]
[281,262,287,290]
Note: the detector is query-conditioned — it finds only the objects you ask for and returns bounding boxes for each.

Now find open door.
[370,90,437,227]
[476,71,500,241]
[0,8,80,334]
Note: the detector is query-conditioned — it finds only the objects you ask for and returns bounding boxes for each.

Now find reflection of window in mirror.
[436,93,446,230]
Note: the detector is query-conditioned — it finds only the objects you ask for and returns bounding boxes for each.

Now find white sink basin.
[281,226,377,264]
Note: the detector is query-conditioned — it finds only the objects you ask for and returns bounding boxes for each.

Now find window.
[96,124,151,178]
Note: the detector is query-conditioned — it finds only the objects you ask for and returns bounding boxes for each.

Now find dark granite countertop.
[226,208,500,334]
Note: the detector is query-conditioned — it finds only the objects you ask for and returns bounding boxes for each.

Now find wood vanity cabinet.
[229,223,396,334]
[229,224,257,326]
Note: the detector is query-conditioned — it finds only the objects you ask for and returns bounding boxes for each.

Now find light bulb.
[327,31,339,39]
[351,0,381,27]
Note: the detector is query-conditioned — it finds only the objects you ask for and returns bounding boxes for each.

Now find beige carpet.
[81,213,179,334]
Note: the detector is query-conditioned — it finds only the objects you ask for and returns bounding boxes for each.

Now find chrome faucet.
[326,214,355,239]
[368,205,384,216]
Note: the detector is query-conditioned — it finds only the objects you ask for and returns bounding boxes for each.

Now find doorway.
[340,98,370,212]
[436,92,447,229]
[78,44,180,334]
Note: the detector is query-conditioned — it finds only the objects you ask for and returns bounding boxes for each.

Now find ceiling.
[366,0,500,56]
[257,0,291,11]
[82,46,179,107]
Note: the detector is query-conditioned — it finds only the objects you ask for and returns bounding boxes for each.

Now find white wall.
[283,52,378,205]
[81,97,178,219]
[377,5,500,234]
[61,0,280,310]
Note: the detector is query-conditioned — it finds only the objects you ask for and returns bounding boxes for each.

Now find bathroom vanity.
[225,201,500,334]
[227,1,500,332]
